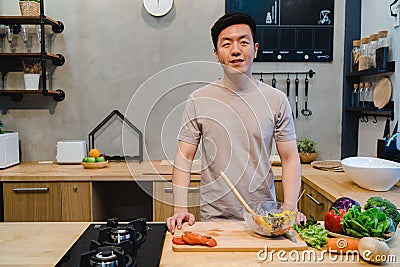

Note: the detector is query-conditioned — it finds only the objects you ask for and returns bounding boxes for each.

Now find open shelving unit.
[0,1,65,104]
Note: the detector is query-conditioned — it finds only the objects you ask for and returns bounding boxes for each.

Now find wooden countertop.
[0,222,90,266]
[0,161,399,208]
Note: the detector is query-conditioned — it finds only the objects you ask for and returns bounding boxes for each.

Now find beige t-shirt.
[178,80,296,221]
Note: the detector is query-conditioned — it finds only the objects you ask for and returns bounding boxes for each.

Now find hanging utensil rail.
[252,69,316,78]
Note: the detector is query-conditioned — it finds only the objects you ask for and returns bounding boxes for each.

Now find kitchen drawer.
[274,180,283,202]
[153,181,200,222]
[61,182,92,222]
[3,182,62,222]
[300,182,332,221]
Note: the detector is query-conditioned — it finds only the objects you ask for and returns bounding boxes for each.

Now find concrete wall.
[0,1,345,162]
[358,0,400,156]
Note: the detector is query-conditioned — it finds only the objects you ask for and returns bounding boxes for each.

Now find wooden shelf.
[0,53,65,73]
[0,89,65,102]
[345,101,394,120]
[0,16,64,33]
[346,61,395,78]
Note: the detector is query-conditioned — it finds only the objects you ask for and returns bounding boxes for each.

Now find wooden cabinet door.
[274,180,284,203]
[153,181,200,222]
[300,182,332,220]
[3,182,61,222]
[61,182,92,222]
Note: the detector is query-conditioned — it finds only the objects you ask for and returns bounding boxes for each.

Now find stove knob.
[304,55,309,60]
[107,217,119,228]
[277,54,282,60]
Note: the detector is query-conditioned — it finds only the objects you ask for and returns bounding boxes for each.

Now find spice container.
[351,40,360,72]
[368,34,378,68]
[352,83,359,107]
[359,82,365,107]
[358,37,371,71]
[376,30,389,69]
[364,82,374,107]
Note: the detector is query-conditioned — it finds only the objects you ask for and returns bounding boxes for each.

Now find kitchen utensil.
[172,221,308,252]
[301,74,312,116]
[220,171,297,236]
[384,115,391,140]
[374,76,392,109]
[259,72,263,82]
[272,73,276,88]
[286,73,290,98]
[311,160,343,172]
[295,74,299,119]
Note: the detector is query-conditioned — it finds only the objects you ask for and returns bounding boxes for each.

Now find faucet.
[386,132,399,147]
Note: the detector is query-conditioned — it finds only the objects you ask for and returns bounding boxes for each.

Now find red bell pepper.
[324,207,345,234]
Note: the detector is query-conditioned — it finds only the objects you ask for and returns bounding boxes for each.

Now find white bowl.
[341,157,400,191]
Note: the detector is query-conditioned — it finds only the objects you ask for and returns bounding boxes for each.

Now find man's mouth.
[230,59,244,64]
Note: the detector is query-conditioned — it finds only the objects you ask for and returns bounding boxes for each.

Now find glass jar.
[359,82,365,107]
[368,34,378,68]
[351,40,360,72]
[376,30,389,69]
[358,37,371,71]
[364,82,374,107]
[352,83,359,107]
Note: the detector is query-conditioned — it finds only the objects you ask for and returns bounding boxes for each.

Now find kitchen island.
[0,221,398,266]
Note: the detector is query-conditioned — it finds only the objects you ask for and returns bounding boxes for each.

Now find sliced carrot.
[172,236,186,245]
[327,237,359,253]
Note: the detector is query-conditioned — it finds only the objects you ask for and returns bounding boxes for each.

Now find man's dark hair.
[211,13,256,49]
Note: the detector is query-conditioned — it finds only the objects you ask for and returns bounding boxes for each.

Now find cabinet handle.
[164,187,199,193]
[306,193,322,206]
[12,187,49,193]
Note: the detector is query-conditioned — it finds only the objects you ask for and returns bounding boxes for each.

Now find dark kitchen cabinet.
[341,0,395,158]
[0,0,65,106]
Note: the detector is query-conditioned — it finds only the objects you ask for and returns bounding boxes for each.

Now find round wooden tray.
[81,161,109,169]
[373,76,392,109]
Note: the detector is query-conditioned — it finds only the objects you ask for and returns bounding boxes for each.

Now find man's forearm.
[281,157,301,208]
[172,166,191,211]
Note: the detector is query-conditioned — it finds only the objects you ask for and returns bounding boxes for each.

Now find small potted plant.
[0,121,5,134]
[19,0,40,16]
[297,137,318,163]
[23,62,41,90]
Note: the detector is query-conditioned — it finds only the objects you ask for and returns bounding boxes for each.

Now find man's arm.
[276,139,305,222]
[166,140,198,233]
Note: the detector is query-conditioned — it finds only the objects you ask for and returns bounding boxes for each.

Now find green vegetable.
[293,216,328,250]
[364,196,400,227]
[341,205,393,238]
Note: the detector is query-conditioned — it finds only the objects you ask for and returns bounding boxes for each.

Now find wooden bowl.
[299,153,318,164]
[81,161,109,169]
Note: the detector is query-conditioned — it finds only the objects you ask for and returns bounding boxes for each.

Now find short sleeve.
[274,95,296,141]
[178,95,202,145]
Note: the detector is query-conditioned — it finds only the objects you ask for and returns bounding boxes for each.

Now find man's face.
[214,24,259,77]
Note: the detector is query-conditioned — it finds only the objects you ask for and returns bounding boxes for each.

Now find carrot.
[327,237,359,253]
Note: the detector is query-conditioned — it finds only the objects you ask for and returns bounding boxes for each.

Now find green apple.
[82,157,89,162]
[86,157,96,163]
[95,156,106,162]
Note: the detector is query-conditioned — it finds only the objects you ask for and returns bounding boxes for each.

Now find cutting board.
[172,221,308,252]
[373,76,392,109]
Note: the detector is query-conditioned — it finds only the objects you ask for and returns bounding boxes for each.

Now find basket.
[19,1,40,16]
[299,152,318,164]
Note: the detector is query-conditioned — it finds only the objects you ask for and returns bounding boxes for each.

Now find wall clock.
[143,0,174,17]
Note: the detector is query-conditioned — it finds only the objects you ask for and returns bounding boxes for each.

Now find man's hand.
[166,210,195,234]
[296,211,307,225]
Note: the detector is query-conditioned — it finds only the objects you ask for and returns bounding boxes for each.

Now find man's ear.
[214,48,220,62]
[254,43,259,59]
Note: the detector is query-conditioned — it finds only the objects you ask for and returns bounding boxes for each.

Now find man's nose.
[231,42,241,56]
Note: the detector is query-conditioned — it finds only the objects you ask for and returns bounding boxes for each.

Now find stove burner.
[79,218,148,267]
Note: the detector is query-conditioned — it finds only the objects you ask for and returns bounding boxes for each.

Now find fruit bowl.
[341,156,400,191]
[81,161,109,169]
[243,201,297,236]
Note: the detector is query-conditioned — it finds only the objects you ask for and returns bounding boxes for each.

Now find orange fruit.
[89,148,101,158]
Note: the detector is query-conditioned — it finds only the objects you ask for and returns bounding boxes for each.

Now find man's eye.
[222,43,230,47]
[241,41,249,45]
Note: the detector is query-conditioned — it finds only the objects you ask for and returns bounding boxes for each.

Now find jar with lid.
[351,40,360,72]
[359,82,365,107]
[368,34,378,68]
[364,82,374,107]
[358,37,371,71]
[376,30,389,69]
[352,83,359,107]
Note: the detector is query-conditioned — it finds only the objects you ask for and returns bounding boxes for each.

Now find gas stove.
[56,218,166,267]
